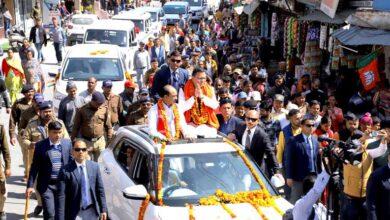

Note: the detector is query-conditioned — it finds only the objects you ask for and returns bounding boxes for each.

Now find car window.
[160,151,275,206]
[85,29,128,47]
[113,140,152,188]
[113,140,138,176]
[62,58,123,81]
[163,5,186,15]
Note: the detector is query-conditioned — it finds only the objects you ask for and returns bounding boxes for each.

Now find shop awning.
[298,10,353,24]
[332,25,390,46]
[243,0,260,15]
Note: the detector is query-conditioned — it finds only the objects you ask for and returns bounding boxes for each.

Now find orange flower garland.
[186,203,195,220]
[220,203,236,218]
[196,139,286,219]
[224,138,267,190]
[138,194,150,220]
[190,96,209,125]
[157,99,181,140]
[157,141,167,205]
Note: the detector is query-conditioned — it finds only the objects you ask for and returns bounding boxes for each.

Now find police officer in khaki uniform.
[18,94,44,133]
[8,85,35,181]
[102,80,123,128]
[71,92,113,161]
[0,123,11,219]
[126,97,153,125]
[22,101,69,216]
[127,88,150,114]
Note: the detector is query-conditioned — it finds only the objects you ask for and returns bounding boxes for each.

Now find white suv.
[98,126,292,219]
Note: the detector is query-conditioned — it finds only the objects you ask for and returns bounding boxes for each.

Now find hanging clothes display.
[270,12,278,46]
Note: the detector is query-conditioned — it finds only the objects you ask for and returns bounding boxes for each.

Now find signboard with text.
[320,0,340,18]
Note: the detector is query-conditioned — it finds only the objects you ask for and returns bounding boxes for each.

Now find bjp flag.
[357,50,381,91]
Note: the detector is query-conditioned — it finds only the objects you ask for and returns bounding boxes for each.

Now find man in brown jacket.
[102,80,123,128]
[71,92,113,161]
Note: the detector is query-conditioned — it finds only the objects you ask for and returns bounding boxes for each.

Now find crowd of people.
[0,1,388,220]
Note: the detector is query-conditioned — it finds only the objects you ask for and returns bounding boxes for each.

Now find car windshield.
[84,30,127,47]
[163,5,186,14]
[186,0,202,7]
[148,12,158,22]
[132,20,145,32]
[159,151,275,206]
[72,17,94,25]
[62,58,123,81]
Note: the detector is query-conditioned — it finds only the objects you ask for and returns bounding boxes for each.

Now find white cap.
[249,91,261,101]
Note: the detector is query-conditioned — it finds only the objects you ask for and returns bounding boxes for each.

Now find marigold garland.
[220,203,236,218]
[186,203,195,220]
[196,139,286,219]
[156,141,167,205]
[157,99,181,140]
[190,95,209,125]
[138,194,150,220]
[224,138,267,190]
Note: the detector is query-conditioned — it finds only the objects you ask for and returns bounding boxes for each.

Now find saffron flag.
[357,51,381,91]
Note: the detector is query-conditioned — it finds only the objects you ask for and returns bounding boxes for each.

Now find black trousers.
[40,184,60,220]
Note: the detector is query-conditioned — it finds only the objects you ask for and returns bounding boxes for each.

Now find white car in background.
[98,126,293,219]
[112,11,153,43]
[53,44,131,110]
[66,14,99,46]
[83,19,138,70]
[136,7,165,36]
[163,1,191,26]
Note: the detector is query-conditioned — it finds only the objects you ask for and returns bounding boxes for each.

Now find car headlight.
[54,90,67,100]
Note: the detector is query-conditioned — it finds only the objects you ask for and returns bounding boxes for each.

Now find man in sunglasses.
[228,110,279,178]
[26,121,73,219]
[151,51,189,100]
[57,140,107,220]
[285,118,320,204]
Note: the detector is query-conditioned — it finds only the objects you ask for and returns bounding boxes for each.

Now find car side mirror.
[123,185,148,200]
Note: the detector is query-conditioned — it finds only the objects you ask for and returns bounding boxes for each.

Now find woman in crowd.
[1,49,25,103]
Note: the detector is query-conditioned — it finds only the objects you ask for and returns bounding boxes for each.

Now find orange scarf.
[156,99,181,140]
[183,79,219,129]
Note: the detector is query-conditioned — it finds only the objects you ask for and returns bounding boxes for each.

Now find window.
[113,140,151,188]
[62,57,124,81]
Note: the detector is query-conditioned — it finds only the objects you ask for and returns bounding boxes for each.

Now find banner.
[320,0,340,18]
[357,50,381,91]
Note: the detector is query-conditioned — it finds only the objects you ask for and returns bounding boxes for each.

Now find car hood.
[155,198,292,220]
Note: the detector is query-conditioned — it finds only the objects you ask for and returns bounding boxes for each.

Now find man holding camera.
[366,145,390,220]
[341,128,388,220]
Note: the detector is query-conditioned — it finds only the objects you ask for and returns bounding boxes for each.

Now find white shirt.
[79,90,94,103]
[133,49,151,69]
[293,170,330,220]
[242,126,257,148]
[148,102,190,140]
[75,161,92,205]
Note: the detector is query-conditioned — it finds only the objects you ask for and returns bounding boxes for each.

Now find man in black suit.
[228,110,279,177]
[57,140,107,220]
[151,50,189,100]
[285,118,320,204]
[26,121,73,219]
